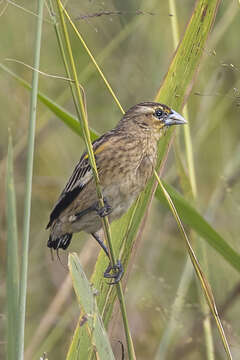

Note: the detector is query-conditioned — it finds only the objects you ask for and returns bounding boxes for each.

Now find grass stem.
[16,1,44,359]
[6,131,19,360]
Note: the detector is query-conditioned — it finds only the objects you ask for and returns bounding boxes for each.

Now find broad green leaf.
[67,253,115,360]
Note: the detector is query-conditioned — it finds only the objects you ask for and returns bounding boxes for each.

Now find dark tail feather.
[47,233,72,250]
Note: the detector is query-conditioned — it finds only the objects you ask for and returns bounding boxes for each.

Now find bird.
[46,102,186,283]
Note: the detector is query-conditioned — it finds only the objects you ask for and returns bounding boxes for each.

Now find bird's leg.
[91,232,109,257]
[91,232,124,285]
[72,204,97,221]
[71,198,112,223]
[95,197,112,218]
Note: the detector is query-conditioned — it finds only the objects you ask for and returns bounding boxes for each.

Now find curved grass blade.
[156,181,240,273]
[0,64,98,141]
[68,253,115,360]
[154,170,232,360]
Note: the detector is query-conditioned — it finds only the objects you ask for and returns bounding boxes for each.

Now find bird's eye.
[154,108,163,119]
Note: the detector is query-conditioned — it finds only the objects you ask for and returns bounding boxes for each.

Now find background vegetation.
[1,0,240,359]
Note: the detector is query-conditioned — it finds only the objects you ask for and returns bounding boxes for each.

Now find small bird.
[46,102,186,282]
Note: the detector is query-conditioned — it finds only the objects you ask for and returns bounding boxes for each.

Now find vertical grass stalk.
[48,0,84,127]
[6,131,19,360]
[16,1,44,359]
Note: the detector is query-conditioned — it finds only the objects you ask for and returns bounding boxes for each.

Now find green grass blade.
[37,91,98,140]
[16,1,44,359]
[0,64,98,141]
[6,131,19,360]
[67,253,115,360]
[154,171,232,360]
[156,181,240,273]
[155,0,220,106]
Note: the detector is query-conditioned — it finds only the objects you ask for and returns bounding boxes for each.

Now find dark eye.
[155,108,163,119]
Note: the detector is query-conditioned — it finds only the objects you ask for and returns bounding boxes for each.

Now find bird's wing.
[46,132,114,229]
[46,152,91,229]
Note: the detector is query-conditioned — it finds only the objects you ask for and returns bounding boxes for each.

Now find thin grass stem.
[59,2,125,115]
[16,1,44,359]
[48,0,84,125]
[6,131,19,360]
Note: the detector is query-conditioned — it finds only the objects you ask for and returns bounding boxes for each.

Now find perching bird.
[47,102,186,282]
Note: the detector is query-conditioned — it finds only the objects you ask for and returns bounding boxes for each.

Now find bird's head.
[121,102,187,140]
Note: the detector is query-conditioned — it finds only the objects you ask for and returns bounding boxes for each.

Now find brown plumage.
[47,102,186,263]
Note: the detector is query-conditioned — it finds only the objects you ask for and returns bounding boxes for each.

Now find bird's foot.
[104,260,124,285]
[96,198,112,218]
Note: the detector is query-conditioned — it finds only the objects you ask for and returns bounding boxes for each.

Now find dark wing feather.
[46,152,92,229]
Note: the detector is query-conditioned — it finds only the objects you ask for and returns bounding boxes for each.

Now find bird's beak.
[164,110,187,126]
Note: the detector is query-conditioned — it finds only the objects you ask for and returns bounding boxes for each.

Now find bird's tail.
[47,233,72,250]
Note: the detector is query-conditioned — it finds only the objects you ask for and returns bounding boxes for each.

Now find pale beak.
[164,110,187,126]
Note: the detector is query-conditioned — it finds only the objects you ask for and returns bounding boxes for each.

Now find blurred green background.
[1,0,240,359]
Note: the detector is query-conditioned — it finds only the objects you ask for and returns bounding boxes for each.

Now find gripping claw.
[96,198,112,218]
[104,260,124,285]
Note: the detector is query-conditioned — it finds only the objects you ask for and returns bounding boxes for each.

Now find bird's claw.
[96,198,112,218]
[104,260,124,285]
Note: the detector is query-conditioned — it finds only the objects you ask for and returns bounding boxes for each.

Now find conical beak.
[164,110,187,126]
